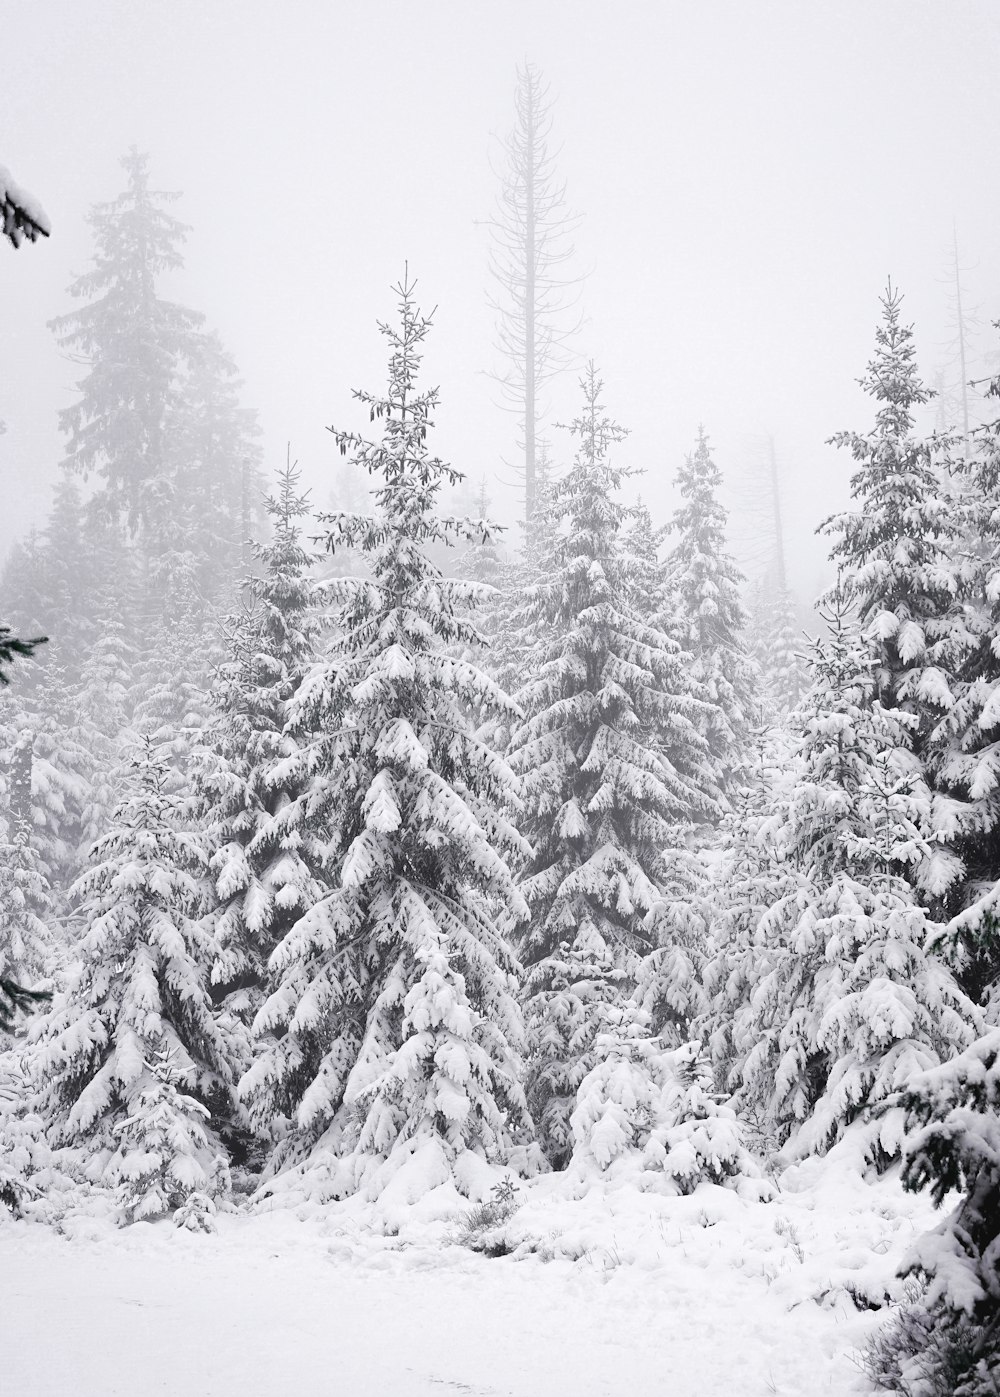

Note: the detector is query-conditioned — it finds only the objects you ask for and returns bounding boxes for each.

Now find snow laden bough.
[864,1028,1000,1397]
[0,163,50,249]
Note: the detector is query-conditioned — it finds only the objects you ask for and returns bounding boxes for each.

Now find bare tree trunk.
[768,435,787,593]
[485,62,581,539]
[952,226,970,450]
[524,89,537,526]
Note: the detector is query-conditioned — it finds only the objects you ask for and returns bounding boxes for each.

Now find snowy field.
[3,1160,942,1397]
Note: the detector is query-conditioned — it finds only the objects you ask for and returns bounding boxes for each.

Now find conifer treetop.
[821,282,964,728]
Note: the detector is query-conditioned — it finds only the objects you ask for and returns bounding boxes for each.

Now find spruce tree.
[32,739,235,1220]
[508,365,713,1164]
[666,428,756,797]
[0,813,53,1002]
[49,149,203,538]
[746,577,807,719]
[880,1028,1000,1395]
[701,722,798,1135]
[735,608,978,1166]
[927,342,1000,1000]
[822,283,964,757]
[247,274,532,1199]
[199,458,326,1053]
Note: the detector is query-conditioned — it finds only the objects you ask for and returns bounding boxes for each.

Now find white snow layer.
[1,1151,944,1396]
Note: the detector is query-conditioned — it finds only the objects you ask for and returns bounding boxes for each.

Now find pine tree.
[169,328,265,605]
[199,457,326,1052]
[666,428,756,797]
[701,722,798,1138]
[247,274,532,1199]
[822,282,965,755]
[49,149,203,538]
[735,609,978,1166]
[878,1028,1000,1396]
[31,739,234,1220]
[508,365,714,1164]
[130,558,218,787]
[0,672,96,907]
[486,62,582,529]
[927,340,1000,1001]
[0,813,53,1000]
[746,576,807,719]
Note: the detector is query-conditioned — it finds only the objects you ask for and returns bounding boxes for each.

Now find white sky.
[2,0,999,601]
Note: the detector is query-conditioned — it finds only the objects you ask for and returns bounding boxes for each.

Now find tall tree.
[508,366,714,1164]
[247,274,532,1197]
[49,149,260,622]
[49,149,203,539]
[822,282,964,749]
[731,608,977,1167]
[32,739,236,1221]
[930,328,1000,1000]
[486,61,581,530]
[666,428,757,797]
[198,456,326,1049]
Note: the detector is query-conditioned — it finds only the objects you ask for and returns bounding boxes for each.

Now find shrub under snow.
[568,1024,763,1196]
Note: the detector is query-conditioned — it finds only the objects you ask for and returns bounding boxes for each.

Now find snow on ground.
[1,1158,942,1397]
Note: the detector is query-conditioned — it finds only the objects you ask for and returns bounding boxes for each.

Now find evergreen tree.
[701,723,798,1135]
[49,149,203,538]
[170,328,265,604]
[31,739,235,1220]
[130,559,218,787]
[666,428,756,797]
[875,1028,1000,1396]
[822,283,965,760]
[48,149,260,626]
[928,340,1000,1000]
[734,609,978,1166]
[198,457,326,1049]
[746,575,807,719]
[508,365,713,1164]
[0,672,96,907]
[245,274,532,1198]
[0,813,53,1000]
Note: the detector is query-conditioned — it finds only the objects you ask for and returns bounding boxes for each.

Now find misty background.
[2,0,999,602]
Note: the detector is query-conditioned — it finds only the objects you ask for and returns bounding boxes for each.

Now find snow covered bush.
[455,1175,522,1254]
[568,1024,758,1195]
[0,1051,82,1222]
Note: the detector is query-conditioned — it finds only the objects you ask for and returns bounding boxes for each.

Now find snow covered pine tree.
[32,739,235,1223]
[247,272,535,1208]
[508,365,716,1167]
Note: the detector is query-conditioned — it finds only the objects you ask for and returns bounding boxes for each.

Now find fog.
[3,0,1000,601]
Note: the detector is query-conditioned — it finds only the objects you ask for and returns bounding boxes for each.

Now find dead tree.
[485,62,582,532]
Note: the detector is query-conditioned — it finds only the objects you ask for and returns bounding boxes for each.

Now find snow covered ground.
[2,1157,942,1397]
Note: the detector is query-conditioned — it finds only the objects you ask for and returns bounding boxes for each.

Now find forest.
[2,37,1000,1397]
